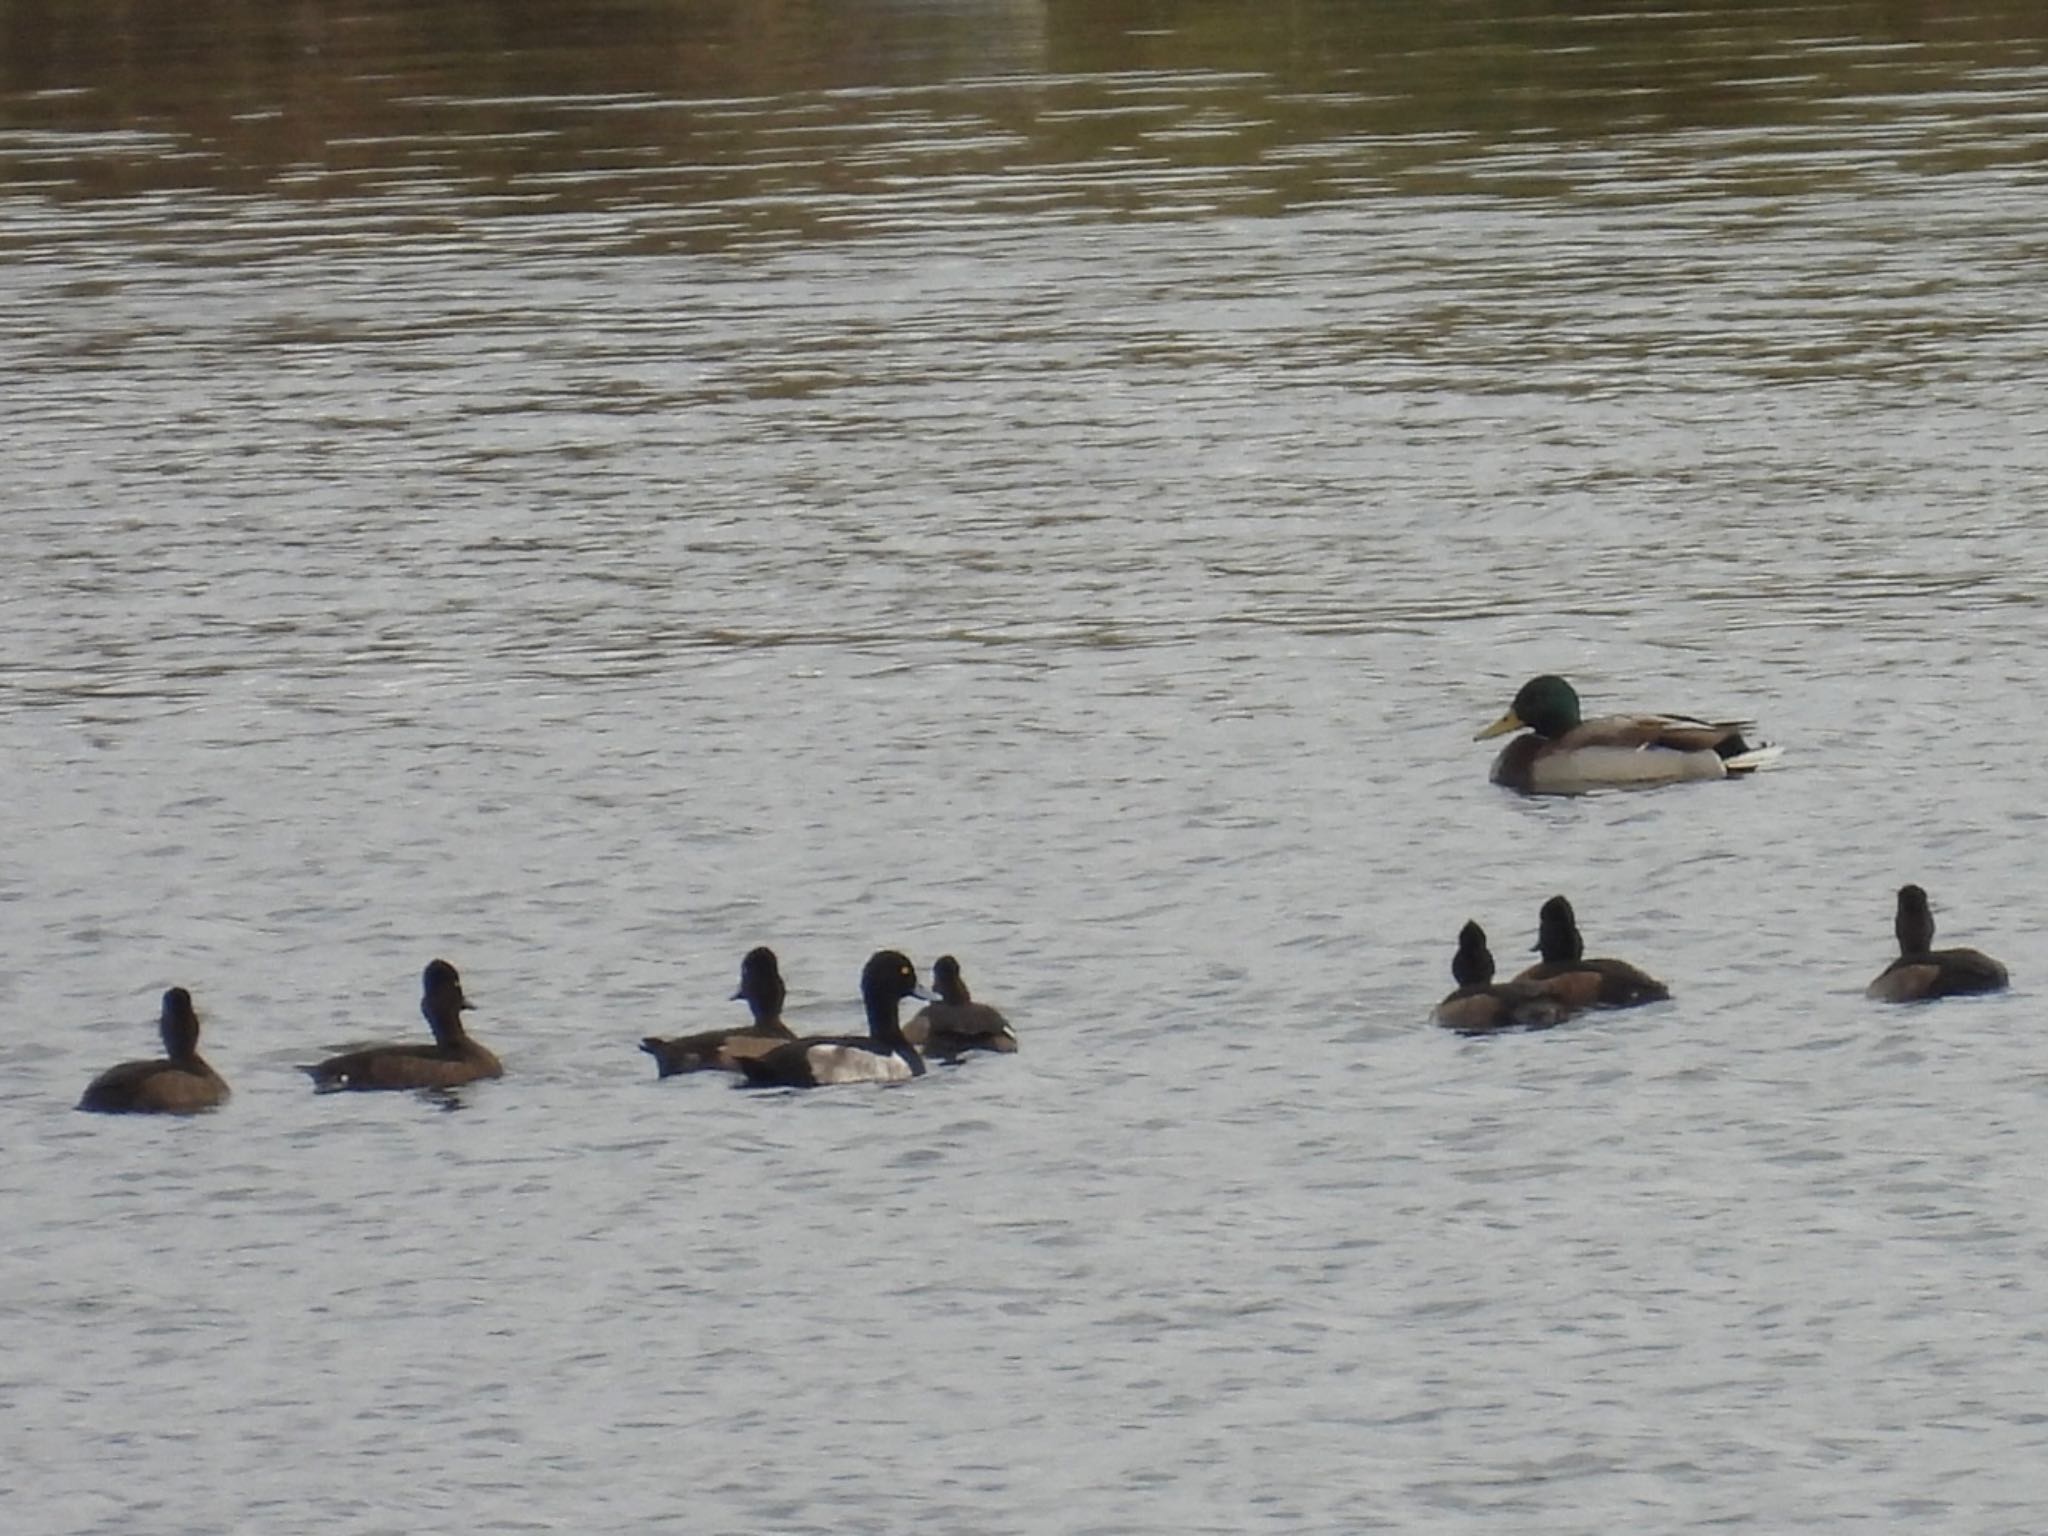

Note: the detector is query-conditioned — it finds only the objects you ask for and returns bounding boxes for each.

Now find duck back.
[79,1057,228,1115]
[1868,947,2008,1002]
[308,1038,502,1092]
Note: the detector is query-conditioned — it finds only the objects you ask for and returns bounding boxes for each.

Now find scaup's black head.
[159,986,201,1060]
[861,950,929,1010]
[1869,884,2008,1001]
[421,959,471,1038]
[1534,896,1585,966]
[932,955,970,1005]
[732,946,787,1019]
[1894,884,1935,955]
[1450,922,1495,989]
[861,950,931,1071]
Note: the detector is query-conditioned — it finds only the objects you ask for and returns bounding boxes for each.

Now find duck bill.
[1474,710,1524,741]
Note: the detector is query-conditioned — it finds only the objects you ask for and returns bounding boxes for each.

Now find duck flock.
[1440,674,2009,1035]
[74,672,2007,1114]
[75,946,1018,1114]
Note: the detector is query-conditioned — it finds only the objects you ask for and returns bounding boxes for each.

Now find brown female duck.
[1867,884,2009,1002]
[78,987,229,1114]
[1514,896,1671,1009]
[641,946,795,1076]
[1433,922,1574,1035]
[306,959,501,1091]
[904,955,1017,1060]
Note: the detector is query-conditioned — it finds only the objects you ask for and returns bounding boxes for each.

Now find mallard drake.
[904,955,1017,1059]
[78,987,229,1114]
[1433,921,1574,1035]
[1475,674,1777,794]
[1513,896,1670,1009]
[1867,884,2009,1002]
[738,950,931,1089]
[305,959,502,1091]
[641,946,796,1076]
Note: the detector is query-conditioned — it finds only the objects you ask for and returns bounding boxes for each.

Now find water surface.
[6,2,2048,1531]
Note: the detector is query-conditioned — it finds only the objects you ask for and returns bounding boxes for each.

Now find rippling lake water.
[7,1,2048,1530]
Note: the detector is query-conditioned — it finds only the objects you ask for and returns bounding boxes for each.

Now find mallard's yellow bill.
[1474,710,1524,741]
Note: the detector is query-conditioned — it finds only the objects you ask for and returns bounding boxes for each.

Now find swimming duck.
[1867,884,2009,1002]
[305,959,502,1091]
[904,955,1018,1060]
[1433,921,1574,1035]
[1513,895,1671,1009]
[1475,674,1777,794]
[738,950,931,1089]
[78,987,229,1114]
[641,946,796,1077]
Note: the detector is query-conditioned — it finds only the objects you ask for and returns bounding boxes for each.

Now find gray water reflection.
[7,2,2048,1533]
[5,1,2047,245]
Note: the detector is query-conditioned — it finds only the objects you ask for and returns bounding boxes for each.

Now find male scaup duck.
[78,987,229,1114]
[1513,895,1671,1009]
[641,946,796,1076]
[904,955,1018,1060]
[305,959,502,1091]
[738,950,930,1089]
[1475,674,1778,794]
[1867,884,2009,1002]
[1433,921,1574,1035]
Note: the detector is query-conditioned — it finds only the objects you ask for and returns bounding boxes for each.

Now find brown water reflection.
[4,0,2045,241]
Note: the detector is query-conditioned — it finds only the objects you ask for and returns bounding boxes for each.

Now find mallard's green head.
[1451,921,1495,988]
[1475,675,1583,741]
[1534,895,1585,966]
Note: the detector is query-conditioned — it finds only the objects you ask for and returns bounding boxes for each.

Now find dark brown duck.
[904,955,1017,1060]
[1513,895,1671,1009]
[641,946,795,1076]
[78,987,229,1114]
[1433,921,1573,1035]
[1867,884,2009,1002]
[306,959,501,1091]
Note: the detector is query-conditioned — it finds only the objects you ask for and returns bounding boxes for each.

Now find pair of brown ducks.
[77,950,1018,1114]
[77,958,495,1114]
[1436,885,2010,1036]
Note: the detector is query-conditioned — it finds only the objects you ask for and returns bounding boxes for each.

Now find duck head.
[1533,896,1585,966]
[932,955,972,1005]
[1451,922,1495,989]
[421,958,472,1040]
[733,946,787,1021]
[159,987,201,1060]
[1477,675,1583,741]
[1894,884,1936,956]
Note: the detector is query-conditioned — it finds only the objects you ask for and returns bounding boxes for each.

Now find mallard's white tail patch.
[1722,744,1784,775]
